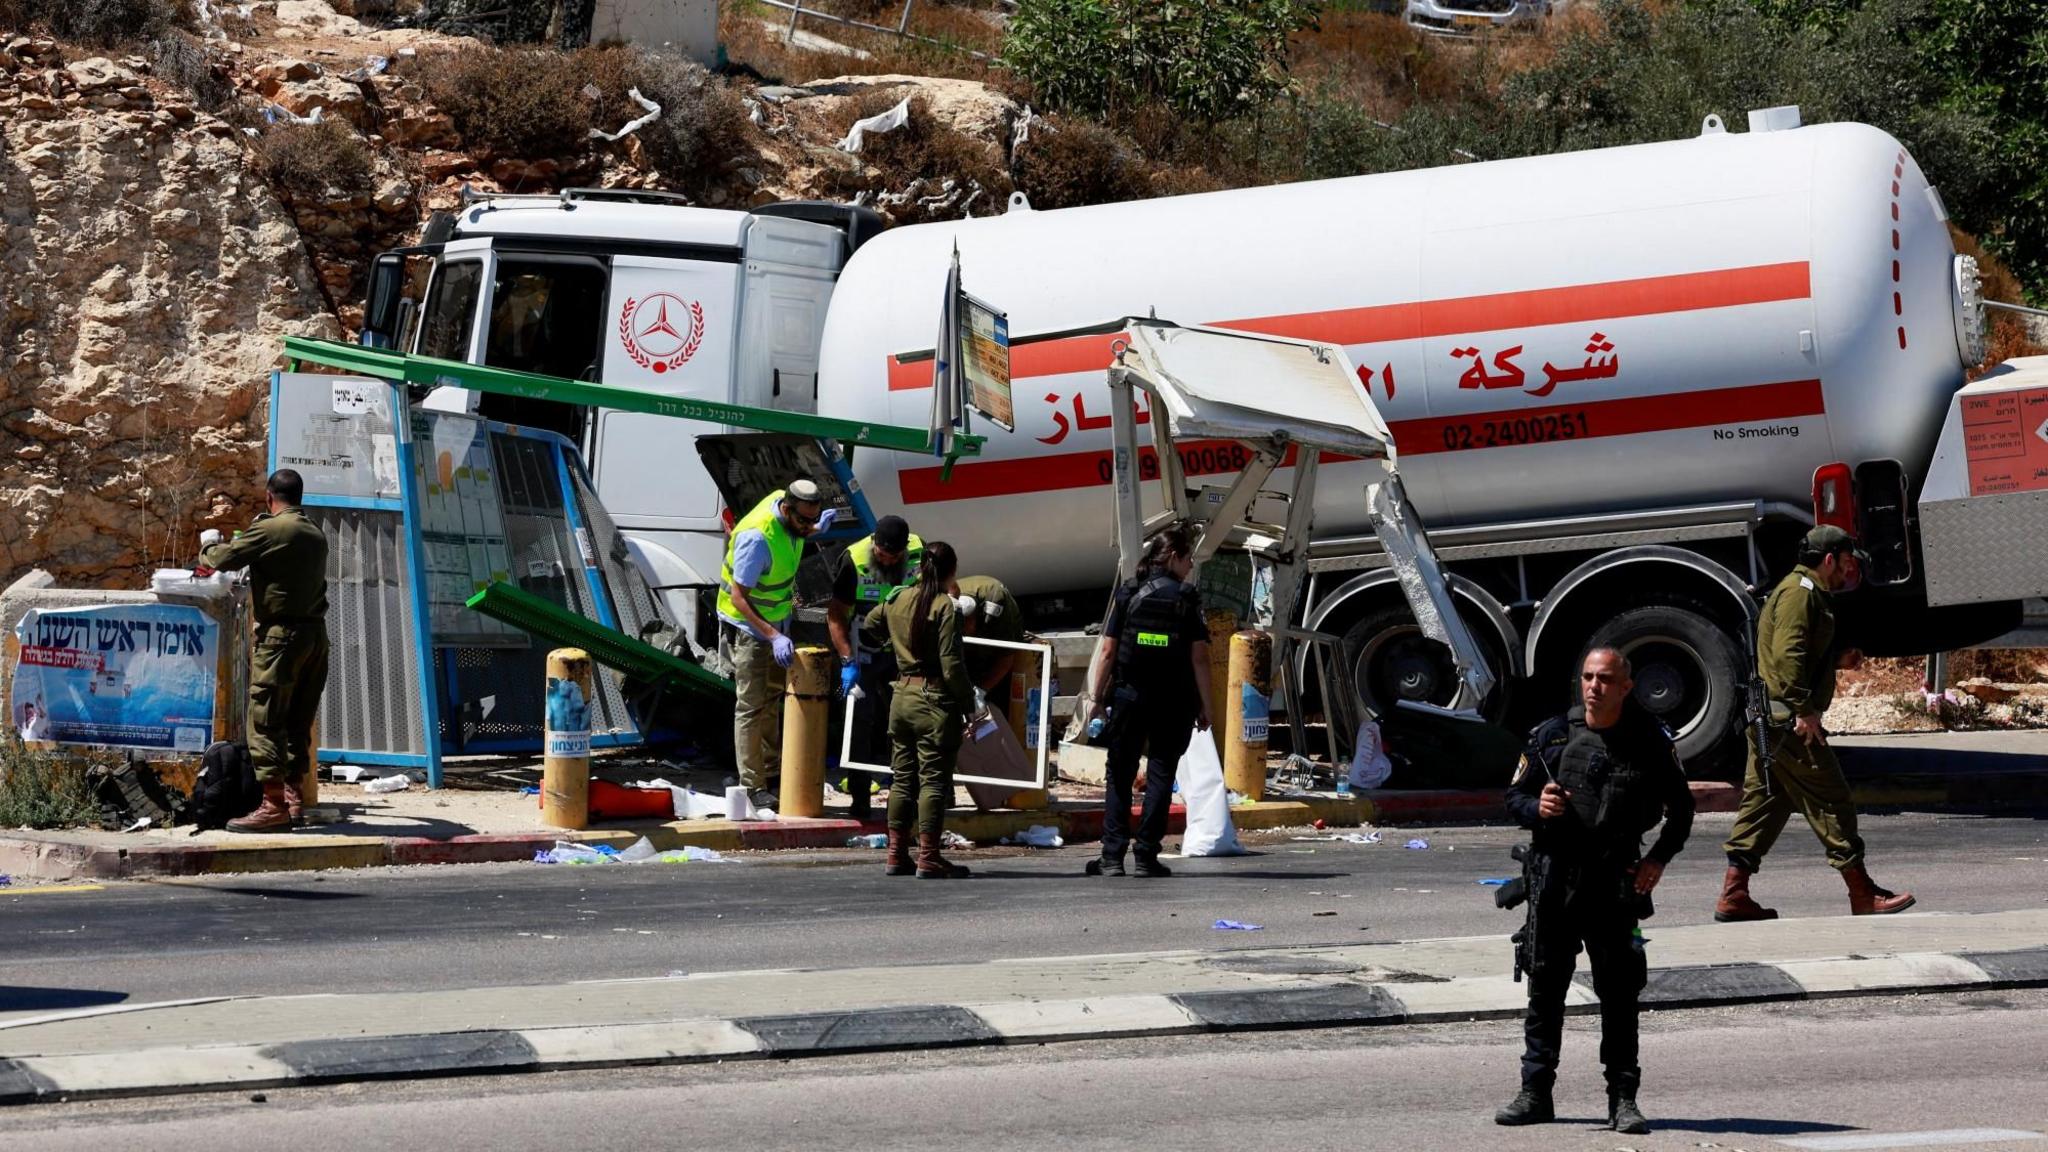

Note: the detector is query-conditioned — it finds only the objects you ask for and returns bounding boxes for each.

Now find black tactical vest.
[1556,719,1664,841]
[1117,574,1193,683]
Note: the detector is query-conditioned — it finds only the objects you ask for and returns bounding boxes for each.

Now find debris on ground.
[847,833,888,848]
[1478,877,1512,886]
[533,837,730,865]
[999,825,1063,848]
[1404,838,1430,850]
[1212,919,1263,931]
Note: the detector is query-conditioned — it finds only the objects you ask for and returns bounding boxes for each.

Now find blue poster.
[12,603,218,753]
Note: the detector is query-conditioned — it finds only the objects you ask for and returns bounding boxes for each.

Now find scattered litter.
[261,101,323,126]
[519,785,540,795]
[1226,790,1250,807]
[1478,877,1513,886]
[1404,838,1429,850]
[1348,718,1393,790]
[590,87,662,142]
[846,833,887,849]
[1294,830,1384,844]
[330,765,364,783]
[1312,910,1337,917]
[534,839,728,865]
[0,875,10,887]
[941,830,973,850]
[364,774,411,794]
[836,95,910,153]
[1000,825,1063,848]
[121,817,152,833]
[1212,920,1263,931]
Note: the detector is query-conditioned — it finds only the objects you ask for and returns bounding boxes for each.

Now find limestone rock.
[64,57,137,93]
[253,58,320,93]
[0,98,340,589]
[1958,678,2017,706]
[272,73,369,128]
[801,74,1020,144]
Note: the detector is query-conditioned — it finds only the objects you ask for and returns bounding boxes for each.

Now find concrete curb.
[0,773,1976,881]
[3,945,2042,1106]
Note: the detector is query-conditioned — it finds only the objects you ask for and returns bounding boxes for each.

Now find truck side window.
[484,259,608,382]
[418,260,483,361]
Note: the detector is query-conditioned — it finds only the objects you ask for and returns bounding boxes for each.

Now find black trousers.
[1520,885,1647,1095]
[1102,694,1196,862]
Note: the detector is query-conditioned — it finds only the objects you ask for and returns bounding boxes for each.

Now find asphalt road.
[4,811,2045,1016]
[5,988,2045,1151]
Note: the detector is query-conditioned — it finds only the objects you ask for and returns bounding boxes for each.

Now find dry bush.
[576,46,753,182]
[1293,11,1461,113]
[422,47,595,159]
[147,28,234,112]
[1012,115,1150,210]
[0,0,189,44]
[1950,649,2048,685]
[253,118,373,200]
[827,91,1012,221]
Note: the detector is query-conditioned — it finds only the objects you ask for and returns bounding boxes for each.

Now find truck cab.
[361,190,883,639]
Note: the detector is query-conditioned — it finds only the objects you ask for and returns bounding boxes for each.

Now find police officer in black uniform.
[1498,647,1695,1135]
[1084,527,1214,878]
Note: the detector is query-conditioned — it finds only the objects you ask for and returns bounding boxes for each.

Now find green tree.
[1006,0,1322,123]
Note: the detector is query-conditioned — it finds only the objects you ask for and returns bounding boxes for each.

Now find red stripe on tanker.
[897,379,1827,503]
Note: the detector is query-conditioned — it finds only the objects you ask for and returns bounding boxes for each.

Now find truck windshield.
[477,255,608,443]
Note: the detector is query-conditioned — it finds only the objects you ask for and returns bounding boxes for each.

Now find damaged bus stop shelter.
[274,337,982,786]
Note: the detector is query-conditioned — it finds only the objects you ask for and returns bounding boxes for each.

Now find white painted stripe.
[519,1019,762,1065]
[1781,1128,2043,1150]
[1776,952,1993,996]
[1384,975,1589,1020]
[966,995,1202,1041]
[0,996,237,1032]
[26,1046,292,1093]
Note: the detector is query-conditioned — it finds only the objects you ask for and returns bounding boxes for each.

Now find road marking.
[1782,1129,2044,1150]
[0,883,105,896]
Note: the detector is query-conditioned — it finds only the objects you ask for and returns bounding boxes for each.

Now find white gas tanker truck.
[362,108,2045,776]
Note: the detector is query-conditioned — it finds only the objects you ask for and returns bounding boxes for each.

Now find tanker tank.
[815,119,1977,596]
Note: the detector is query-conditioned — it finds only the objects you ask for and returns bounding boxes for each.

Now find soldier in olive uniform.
[1497,648,1694,1136]
[951,574,1024,695]
[1717,524,1915,920]
[197,469,330,833]
[861,540,974,879]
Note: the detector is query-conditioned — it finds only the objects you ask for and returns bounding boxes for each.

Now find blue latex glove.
[815,507,838,533]
[839,660,860,698]
[770,632,796,667]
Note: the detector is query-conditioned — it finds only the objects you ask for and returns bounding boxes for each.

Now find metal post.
[898,0,915,34]
[780,646,832,818]
[1205,610,1237,754]
[787,0,803,44]
[1225,630,1271,800]
[542,647,592,829]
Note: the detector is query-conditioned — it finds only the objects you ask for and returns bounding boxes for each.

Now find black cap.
[872,515,910,553]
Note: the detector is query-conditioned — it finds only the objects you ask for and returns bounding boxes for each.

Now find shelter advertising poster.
[11,603,218,753]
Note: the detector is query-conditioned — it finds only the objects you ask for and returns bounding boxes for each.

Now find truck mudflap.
[1918,361,2048,608]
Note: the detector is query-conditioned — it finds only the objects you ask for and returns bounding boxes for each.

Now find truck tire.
[1581,602,1744,780]
[1341,602,1510,727]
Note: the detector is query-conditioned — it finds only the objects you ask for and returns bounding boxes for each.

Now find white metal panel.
[456,200,748,248]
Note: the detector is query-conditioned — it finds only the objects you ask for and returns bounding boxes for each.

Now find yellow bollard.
[779,645,833,819]
[1205,610,1238,755]
[542,648,593,829]
[1006,642,1050,809]
[1224,630,1272,801]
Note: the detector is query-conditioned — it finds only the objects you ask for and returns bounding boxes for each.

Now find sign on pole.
[960,290,1013,433]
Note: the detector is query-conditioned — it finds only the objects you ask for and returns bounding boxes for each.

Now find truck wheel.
[1582,602,1744,779]
[1341,603,1509,726]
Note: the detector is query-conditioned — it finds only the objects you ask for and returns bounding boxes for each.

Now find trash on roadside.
[0,875,11,887]
[941,830,973,850]
[519,785,540,795]
[1000,825,1063,848]
[330,765,365,783]
[837,95,910,153]
[847,833,888,849]
[1212,919,1263,931]
[1404,838,1429,850]
[364,773,411,794]
[121,817,152,833]
[534,838,730,865]
[1478,877,1512,886]
[1312,910,1337,917]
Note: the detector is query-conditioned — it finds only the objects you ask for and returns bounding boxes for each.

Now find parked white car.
[1405,0,1550,34]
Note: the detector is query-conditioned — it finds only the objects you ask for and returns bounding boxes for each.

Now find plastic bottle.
[363,773,411,794]
[1335,772,1352,798]
[1086,715,1106,741]
[846,833,887,849]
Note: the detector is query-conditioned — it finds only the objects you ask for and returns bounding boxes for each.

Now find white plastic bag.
[1348,719,1393,791]
[837,96,910,153]
[1178,735,1247,857]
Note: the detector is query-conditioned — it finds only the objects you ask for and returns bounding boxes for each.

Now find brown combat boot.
[282,779,305,827]
[915,832,971,879]
[884,826,915,877]
[1843,863,1915,915]
[227,782,293,833]
[1714,864,1779,922]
